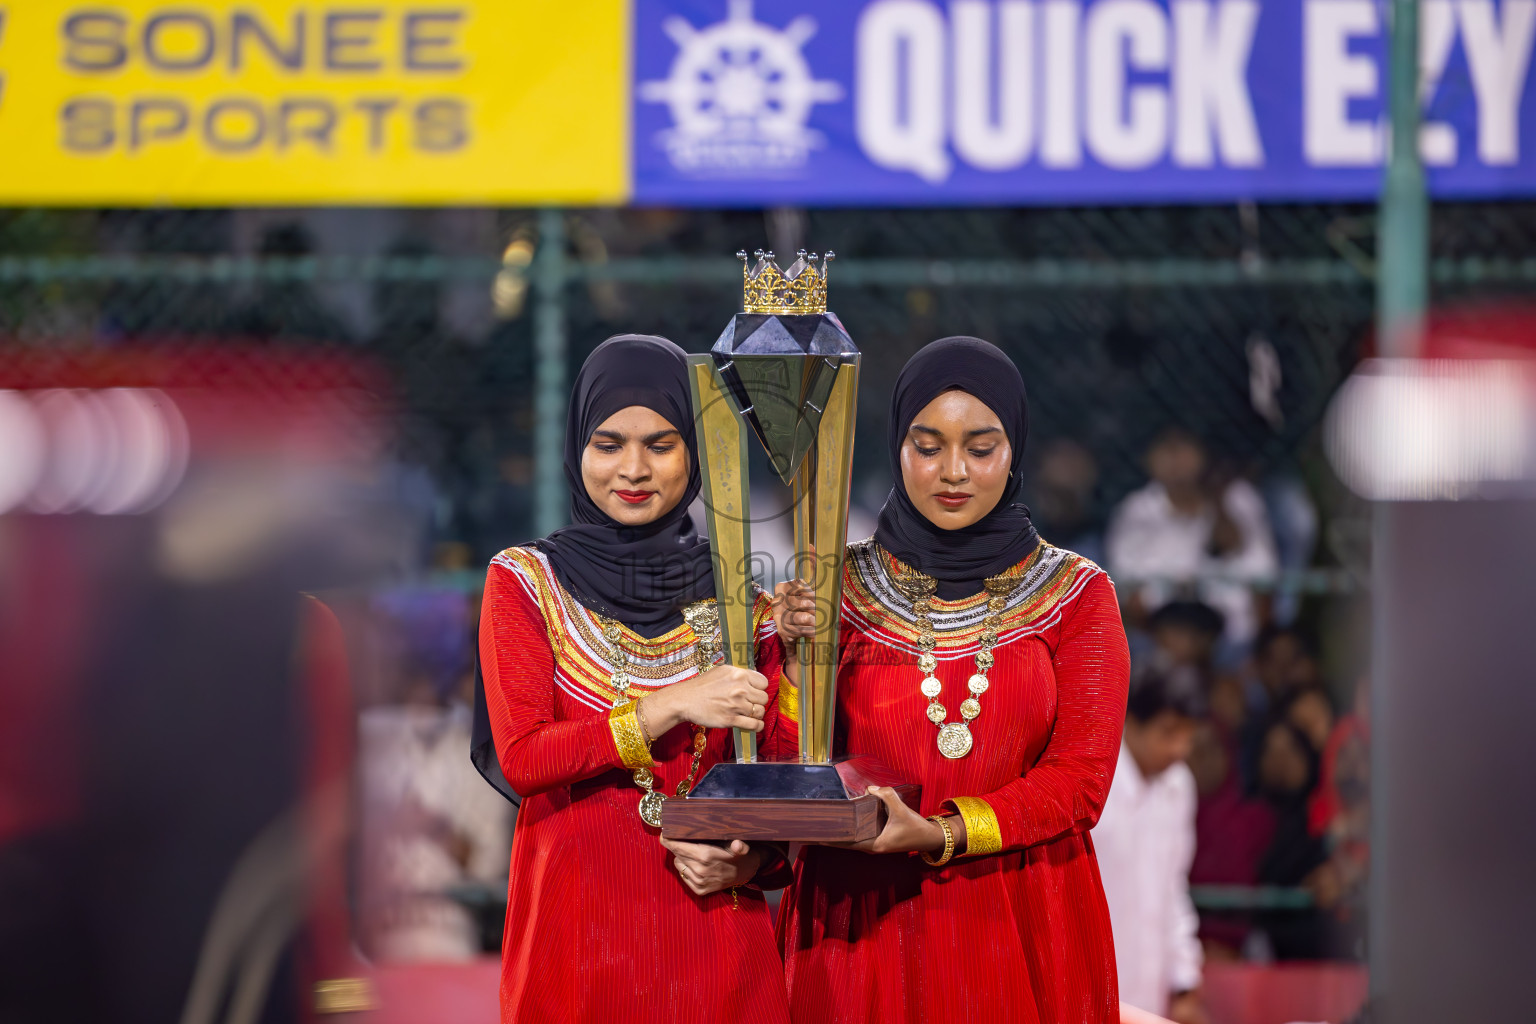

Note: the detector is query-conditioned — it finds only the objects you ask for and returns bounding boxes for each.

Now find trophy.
[660,250,918,843]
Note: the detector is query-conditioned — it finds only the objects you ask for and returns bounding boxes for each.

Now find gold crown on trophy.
[737,249,834,315]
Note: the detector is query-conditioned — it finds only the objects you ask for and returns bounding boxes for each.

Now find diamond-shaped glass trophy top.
[715,310,858,356]
[710,312,859,486]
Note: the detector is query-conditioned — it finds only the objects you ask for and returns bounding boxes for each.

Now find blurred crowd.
[1071,429,1369,1023]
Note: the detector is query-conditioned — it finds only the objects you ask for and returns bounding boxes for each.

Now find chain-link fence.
[3,202,1532,585]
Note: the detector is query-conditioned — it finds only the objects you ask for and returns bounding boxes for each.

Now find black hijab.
[532,333,716,635]
[472,334,715,805]
[874,336,1040,600]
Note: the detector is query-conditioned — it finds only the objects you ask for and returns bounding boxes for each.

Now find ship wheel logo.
[640,0,844,175]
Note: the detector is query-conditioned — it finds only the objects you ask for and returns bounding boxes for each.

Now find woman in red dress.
[474,335,798,1023]
[776,337,1130,1024]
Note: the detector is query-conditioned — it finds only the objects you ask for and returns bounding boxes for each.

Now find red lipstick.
[934,492,972,508]
[615,490,656,504]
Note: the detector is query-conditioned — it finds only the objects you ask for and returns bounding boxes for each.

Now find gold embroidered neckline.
[881,542,1041,606]
[578,605,697,647]
[838,539,1093,653]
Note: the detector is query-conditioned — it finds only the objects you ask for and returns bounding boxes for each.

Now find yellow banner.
[0,1,628,203]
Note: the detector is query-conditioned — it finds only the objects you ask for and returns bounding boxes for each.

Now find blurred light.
[26,389,112,514]
[1,388,189,516]
[1326,359,1534,501]
[492,234,536,319]
[92,389,191,515]
[0,390,46,514]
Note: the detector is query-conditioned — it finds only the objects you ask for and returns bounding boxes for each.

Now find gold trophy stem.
[792,455,817,761]
[685,357,758,765]
[794,360,859,765]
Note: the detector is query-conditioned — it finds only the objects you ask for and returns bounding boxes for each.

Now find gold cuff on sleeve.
[608,701,653,770]
[776,674,800,724]
[946,796,1003,856]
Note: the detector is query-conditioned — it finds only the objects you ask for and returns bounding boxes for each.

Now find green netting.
[1,203,1531,569]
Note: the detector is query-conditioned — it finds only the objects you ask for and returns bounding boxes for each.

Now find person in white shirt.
[360,678,515,961]
[1106,429,1278,648]
[1095,660,1208,1024]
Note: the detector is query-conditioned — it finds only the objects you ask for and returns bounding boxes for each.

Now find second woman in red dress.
[775,337,1131,1023]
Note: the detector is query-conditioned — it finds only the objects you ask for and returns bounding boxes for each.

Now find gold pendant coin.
[937,722,973,759]
[898,563,1022,764]
[638,790,666,827]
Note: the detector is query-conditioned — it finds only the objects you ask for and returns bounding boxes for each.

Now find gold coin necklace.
[900,570,1021,759]
[598,600,718,827]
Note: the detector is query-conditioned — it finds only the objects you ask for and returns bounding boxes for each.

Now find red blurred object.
[361,961,1366,1024]
[296,597,371,1023]
[1203,961,1367,1024]
[0,344,387,464]
[1306,712,1369,840]
[362,964,1182,1024]
[1419,305,1536,361]
[0,343,389,1022]
[368,959,500,1024]
[0,518,89,843]
[0,344,385,391]
[1357,303,1536,364]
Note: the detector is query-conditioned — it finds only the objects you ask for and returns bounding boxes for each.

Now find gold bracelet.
[635,697,654,745]
[920,814,955,867]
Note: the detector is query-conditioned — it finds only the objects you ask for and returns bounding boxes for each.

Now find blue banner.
[632,0,1536,205]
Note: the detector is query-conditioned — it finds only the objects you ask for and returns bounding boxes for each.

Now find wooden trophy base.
[659,755,920,843]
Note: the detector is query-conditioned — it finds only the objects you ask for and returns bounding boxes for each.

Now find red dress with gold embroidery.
[480,547,798,1024]
[778,540,1130,1024]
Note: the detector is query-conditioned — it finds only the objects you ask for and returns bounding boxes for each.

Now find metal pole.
[1378,0,1428,356]
[533,208,568,538]
[1371,1,1427,1017]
